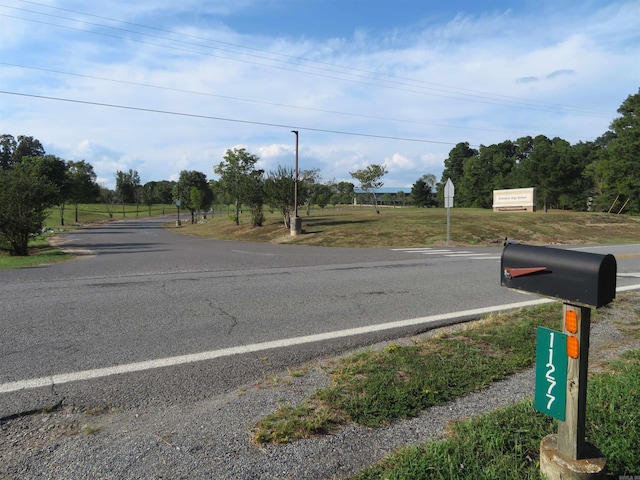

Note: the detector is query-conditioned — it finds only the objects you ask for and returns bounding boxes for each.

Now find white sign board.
[444,178,454,208]
[493,187,536,212]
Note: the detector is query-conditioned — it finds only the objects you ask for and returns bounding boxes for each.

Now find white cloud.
[1,1,637,190]
[385,152,415,170]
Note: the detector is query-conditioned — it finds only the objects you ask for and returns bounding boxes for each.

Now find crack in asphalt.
[213,305,239,335]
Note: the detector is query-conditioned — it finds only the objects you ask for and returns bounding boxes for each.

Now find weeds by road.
[251,293,640,478]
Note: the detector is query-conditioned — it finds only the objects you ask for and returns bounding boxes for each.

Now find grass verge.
[352,349,640,479]
[253,294,640,477]
[252,303,562,443]
[0,236,72,270]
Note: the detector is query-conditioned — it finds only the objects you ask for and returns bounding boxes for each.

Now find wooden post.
[617,197,631,215]
[557,303,591,460]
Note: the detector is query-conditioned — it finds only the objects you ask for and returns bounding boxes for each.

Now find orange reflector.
[567,336,579,359]
[565,310,578,334]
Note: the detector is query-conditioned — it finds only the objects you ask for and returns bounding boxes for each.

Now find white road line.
[618,284,640,292]
[392,248,451,255]
[571,244,640,251]
[391,248,494,257]
[3,284,639,395]
[231,250,276,256]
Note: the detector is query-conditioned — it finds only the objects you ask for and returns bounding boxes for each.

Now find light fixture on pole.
[290,130,301,236]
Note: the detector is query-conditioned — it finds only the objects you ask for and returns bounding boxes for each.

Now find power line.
[2,3,614,118]
[15,0,613,117]
[0,90,467,146]
[3,62,555,139]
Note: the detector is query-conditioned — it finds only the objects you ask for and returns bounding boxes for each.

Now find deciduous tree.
[99,186,118,219]
[13,136,45,164]
[23,155,69,225]
[299,168,321,216]
[175,170,214,223]
[0,134,17,170]
[0,162,57,256]
[265,165,295,228]
[214,148,260,225]
[142,181,159,216]
[245,169,265,227]
[115,169,140,216]
[350,164,388,214]
[331,181,355,206]
[67,160,100,222]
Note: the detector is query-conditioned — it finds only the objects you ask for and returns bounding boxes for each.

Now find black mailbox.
[501,243,617,308]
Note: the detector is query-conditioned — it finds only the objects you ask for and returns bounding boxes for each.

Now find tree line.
[437,89,640,213]
[1,89,637,255]
[0,137,365,255]
[108,148,361,229]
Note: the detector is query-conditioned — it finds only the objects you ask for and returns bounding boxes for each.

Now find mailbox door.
[501,243,616,308]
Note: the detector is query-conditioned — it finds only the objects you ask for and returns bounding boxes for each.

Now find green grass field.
[33,203,640,249]
[47,202,173,226]
[175,205,640,248]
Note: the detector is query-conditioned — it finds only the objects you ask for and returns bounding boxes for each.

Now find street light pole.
[291,130,301,236]
[292,130,298,218]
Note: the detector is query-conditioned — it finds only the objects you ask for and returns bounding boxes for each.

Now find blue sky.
[1,0,638,189]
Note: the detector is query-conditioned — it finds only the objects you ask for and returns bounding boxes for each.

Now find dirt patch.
[46,234,95,258]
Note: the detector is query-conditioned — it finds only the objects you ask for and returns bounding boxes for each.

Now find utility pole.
[290,130,301,235]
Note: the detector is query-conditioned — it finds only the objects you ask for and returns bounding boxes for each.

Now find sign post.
[444,178,454,245]
[557,304,591,460]
[539,303,605,479]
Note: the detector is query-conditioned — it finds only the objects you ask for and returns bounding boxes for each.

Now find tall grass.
[352,349,640,479]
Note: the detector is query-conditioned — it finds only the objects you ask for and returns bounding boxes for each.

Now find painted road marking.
[390,248,451,253]
[4,284,639,395]
[391,247,493,259]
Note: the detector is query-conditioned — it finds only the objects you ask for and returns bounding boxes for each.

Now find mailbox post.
[501,243,616,479]
[558,303,590,460]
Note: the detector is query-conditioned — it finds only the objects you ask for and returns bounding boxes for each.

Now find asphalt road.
[1,216,639,418]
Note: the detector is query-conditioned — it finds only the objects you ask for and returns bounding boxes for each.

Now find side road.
[1,294,639,480]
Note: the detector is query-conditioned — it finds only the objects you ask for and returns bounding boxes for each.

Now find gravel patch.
[2,294,638,480]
